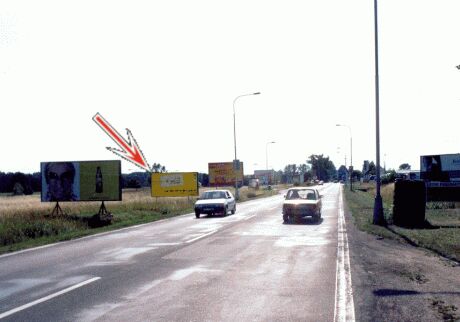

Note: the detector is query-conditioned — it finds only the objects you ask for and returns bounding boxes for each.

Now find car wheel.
[195,211,200,219]
[314,213,320,222]
[231,205,236,215]
[283,214,289,224]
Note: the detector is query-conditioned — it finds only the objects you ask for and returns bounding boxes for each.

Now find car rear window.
[286,189,316,200]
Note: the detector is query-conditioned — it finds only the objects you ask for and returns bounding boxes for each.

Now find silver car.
[194,189,236,218]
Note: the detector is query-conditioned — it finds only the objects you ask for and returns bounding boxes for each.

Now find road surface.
[0,183,354,321]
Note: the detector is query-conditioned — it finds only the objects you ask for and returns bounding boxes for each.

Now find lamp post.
[266,141,276,185]
[233,92,261,200]
[336,124,353,191]
[265,141,276,170]
[372,0,385,225]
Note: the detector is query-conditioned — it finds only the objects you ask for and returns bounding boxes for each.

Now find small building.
[254,170,275,185]
[396,169,420,180]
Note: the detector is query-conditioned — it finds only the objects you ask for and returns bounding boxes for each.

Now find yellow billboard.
[209,162,244,186]
[151,172,199,197]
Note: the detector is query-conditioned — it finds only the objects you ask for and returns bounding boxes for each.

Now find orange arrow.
[93,112,151,172]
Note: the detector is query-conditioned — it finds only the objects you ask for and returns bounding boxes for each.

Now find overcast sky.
[1,0,459,175]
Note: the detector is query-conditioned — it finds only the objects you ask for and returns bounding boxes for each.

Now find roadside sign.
[41,160,122,202]
[209,162,244,186]
[151,172,199,197]
[421,154,460,201]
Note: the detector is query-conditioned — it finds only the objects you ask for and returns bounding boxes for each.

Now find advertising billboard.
[420,154,460,184]
[209,162,244,186]
[421,154,460,201]
[41,160,121,202]
[151,172,199,197]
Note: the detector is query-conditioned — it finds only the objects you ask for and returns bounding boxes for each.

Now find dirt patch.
[343,194,460,321]
[430,299,459,321]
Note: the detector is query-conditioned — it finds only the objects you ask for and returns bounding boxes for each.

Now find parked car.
[282,187,322,223]
[194,189,236,218]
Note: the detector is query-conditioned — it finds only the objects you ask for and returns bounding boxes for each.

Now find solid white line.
[334,186,356,322]
[0,277,101,320]
[244,214,257,221]
[185,230,218,244]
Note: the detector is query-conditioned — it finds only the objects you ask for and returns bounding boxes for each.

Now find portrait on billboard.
[421,155,448,182]
[41,162,80,202]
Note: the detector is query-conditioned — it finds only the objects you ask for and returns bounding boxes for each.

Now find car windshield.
[286,189,316,200]
[202,191,227,199]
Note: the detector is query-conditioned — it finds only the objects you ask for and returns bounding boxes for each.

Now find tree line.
[0,163,169,194]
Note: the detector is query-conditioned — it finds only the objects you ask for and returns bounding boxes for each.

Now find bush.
[247,192,257,198]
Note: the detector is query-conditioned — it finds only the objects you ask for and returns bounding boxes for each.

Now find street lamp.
[266,141,276,185]
[372,0,385,225]
[336,124,353,191]
[266,141,276,170]
[233,92,261,200]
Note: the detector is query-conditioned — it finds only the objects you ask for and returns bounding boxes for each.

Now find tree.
[352,169,362,180]
[151,163,166,173]
[399,163,411,170]
[307,154,336,182]
[283,164,298,176]
[368,161,376,175]
[126,178,141,189]
[337,165,348,181]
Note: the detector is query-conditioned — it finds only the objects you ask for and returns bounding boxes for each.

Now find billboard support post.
[97,201,109,217]
[50,202,65,217]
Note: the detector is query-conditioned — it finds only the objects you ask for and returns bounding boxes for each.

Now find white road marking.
[244,214,257,221]
[168,266,221,281]
[184,230,218,243]
[334,187,356,322]
[0,277,101,320]
[147,242,181,247]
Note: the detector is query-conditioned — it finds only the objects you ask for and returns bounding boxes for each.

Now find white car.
[194,189,236,218]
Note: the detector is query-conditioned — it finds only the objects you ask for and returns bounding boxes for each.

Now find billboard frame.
[151,172,199,197]
[41,160,122,202]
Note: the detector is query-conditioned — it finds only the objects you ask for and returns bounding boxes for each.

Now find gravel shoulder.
[344,195,460,321]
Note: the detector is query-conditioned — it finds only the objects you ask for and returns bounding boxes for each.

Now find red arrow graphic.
[93,112,151,172]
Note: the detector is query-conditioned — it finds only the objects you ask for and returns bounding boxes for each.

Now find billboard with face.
[420,154,460,184]
[41,160,121,202]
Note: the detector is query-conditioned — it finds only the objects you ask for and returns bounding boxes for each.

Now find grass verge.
[0,186,279,255]
[344,183,460,262]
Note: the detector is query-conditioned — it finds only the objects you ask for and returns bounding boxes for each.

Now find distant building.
[396,169,420,180]
[254,170,275,185]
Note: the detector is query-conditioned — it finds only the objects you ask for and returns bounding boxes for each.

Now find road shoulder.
[342,192,460,322]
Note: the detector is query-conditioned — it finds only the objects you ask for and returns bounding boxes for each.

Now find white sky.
[1,0,459,175]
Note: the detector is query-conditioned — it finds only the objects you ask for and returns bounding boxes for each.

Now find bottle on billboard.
[96,166,103,193]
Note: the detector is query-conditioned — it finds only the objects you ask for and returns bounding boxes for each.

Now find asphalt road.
[0,183,353,322]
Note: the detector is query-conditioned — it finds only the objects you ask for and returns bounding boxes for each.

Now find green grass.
[344,183,460,262]
[0,186,279,255]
